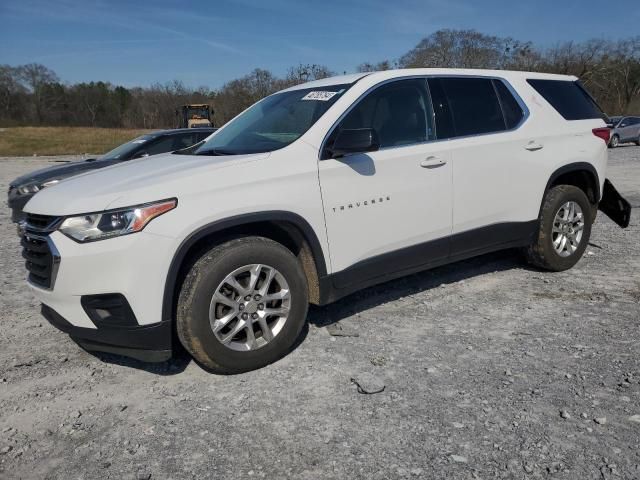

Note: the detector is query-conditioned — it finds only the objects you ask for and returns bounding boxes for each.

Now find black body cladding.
[42,304,172,363]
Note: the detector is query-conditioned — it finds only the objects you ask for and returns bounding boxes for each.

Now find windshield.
[195,84,351,155]
[187,107,209,119]
[99,134,156,160]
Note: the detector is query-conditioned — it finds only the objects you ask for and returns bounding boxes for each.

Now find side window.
[196,131,212,142]
[437,77,506,137]
[493,79,524,129]
[145,134,196,156]
[620,117,640,126]
[324,78,434,156]
[173,133,197,150]
[527,79,605,121]
[144,136,178,156]
[427,78,455,139]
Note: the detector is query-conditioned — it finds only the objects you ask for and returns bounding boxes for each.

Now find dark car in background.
[609,116,640,147]
[7,128,215,222]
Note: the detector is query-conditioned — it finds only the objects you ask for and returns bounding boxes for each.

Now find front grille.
[22,214,62,289]
[24,213,61,232]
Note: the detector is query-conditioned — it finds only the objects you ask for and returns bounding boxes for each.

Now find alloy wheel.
[209,264,291,351]
[552,201,585,257]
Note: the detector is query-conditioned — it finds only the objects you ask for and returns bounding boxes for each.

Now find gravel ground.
[1,149,639,480]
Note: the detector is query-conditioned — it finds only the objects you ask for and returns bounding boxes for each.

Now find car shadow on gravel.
[308,248,536,328]
[84,348,191,375]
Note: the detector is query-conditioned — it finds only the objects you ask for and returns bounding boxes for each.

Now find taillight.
[592,127,611,143]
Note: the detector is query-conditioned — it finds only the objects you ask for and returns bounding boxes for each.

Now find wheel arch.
[161,211,328,324]
[542,162,600,214]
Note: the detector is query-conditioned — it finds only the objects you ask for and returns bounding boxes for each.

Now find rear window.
[527,79,605,121]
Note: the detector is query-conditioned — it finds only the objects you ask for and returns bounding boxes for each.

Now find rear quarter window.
[527,79,605,121]
[493,80,524,129]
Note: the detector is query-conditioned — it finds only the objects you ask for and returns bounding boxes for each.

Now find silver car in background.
[609,115,640,147]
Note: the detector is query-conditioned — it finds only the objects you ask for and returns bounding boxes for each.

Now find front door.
[318,78,452,288]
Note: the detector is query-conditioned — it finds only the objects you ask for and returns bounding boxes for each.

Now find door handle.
[420,156,447,168]
[524,141,544,151]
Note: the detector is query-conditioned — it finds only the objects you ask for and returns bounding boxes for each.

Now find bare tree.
[0,65,29,124]
[356,60,395,72]
[399,29,528,69]
[283,64,334,86]
[16,63,59,124]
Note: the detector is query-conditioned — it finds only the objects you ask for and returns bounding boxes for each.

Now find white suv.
[21,69,631,373]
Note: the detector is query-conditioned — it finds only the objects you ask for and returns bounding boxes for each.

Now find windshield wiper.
[195,148,237,156]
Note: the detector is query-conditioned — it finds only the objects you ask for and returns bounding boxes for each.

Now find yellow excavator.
[177,104,213,128]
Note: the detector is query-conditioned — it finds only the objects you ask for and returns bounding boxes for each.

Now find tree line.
[1,30,639,129]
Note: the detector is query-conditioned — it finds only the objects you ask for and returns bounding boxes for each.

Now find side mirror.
[619,123,627,128]
[331,128,380,158]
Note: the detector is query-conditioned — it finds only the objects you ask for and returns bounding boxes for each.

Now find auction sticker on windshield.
[301,91,339,101]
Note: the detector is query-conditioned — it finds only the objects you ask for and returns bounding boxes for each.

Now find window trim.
[319,74,530,160]
[428,75,529,140]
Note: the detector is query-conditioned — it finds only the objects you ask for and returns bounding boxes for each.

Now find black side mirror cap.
[331,128,380,158]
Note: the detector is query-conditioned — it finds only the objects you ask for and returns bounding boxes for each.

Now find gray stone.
[450,455,468,463]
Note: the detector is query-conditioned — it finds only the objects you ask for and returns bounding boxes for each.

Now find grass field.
[0,127,154,156]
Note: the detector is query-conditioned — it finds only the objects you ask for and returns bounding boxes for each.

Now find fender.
[161,211,328,322]
[538,162,600,219]
[543,162,600,202]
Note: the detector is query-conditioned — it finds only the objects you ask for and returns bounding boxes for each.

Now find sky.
[0,0,637,89]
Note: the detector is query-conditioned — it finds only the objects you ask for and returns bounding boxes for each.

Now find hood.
[24,151,268,215]
[10,157,119,188]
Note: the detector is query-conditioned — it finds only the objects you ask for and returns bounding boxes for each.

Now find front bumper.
[42,304,172,362]
[24,228,180,362]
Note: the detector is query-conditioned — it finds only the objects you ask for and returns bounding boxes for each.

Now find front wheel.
[609,134,619,148]
[525,185,593,271]
[176,237,309,374]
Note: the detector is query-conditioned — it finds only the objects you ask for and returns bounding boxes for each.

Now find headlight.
[41,179,61,188]
[59,198,177,242]
[18,184,40,195]
[17,179,60,195]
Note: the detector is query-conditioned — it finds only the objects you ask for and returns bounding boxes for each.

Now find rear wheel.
[635,135,640,146]
[525,185,593,271]
[609,134,619,148]
[177,237,309,374]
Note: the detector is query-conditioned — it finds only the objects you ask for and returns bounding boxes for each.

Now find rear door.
[618,117,635,142]
[626,117,640,142]
[428,76,535,257]
[319,78,452,287]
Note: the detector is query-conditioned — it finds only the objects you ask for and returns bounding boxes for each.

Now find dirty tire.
[525,185,593,271]
[177,237,309,374]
